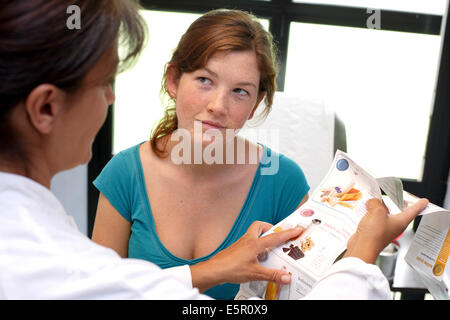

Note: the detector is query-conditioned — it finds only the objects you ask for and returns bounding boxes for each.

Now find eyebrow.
[202,67,258,89]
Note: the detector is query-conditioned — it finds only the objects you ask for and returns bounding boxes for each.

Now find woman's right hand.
[189,221,304,292]
[344,197,429,264]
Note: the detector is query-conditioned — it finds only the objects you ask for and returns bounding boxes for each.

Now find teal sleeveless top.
[94,142,309,299]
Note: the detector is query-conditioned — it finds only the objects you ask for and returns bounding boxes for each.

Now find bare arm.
[91,192,131,258]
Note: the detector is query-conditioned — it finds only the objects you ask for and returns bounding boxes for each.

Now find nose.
[206,89,228,115]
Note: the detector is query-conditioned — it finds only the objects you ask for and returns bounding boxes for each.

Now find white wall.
[240,92,335,192]
[50,164,88,235]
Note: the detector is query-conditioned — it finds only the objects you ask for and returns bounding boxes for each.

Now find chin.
[84,150,93,164]
[193,132,220,146]
[76,150,93,167]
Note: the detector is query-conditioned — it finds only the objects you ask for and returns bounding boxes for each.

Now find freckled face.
[167,50,264,141]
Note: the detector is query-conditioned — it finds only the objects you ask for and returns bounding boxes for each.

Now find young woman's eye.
[234,88,249,97]
[198,77,211,85]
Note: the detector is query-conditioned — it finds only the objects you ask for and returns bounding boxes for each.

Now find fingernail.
[281,274,291,283]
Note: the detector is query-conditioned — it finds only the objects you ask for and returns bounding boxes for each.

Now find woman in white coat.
[0,0,428,299]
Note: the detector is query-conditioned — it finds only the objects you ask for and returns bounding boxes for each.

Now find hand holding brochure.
[235,150,449,300]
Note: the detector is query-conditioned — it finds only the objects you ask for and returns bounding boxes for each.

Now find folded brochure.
[235,150,449,300]
[403,192,450,299]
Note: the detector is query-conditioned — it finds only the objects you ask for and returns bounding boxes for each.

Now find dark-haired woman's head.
[0,0,147,178]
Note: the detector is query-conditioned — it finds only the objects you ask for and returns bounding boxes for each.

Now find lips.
[199,120,225,129]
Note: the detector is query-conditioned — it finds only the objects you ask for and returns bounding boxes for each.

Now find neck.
[0,151,53,189]
[162,134,262,180]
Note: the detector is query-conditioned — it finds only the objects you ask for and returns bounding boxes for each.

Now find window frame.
[88,0,450,239]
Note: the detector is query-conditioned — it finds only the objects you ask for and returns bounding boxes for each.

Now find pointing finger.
[259,227,304,251]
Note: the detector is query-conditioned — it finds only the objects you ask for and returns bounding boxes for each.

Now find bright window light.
[284,22,442,180]
[293,0,448,15]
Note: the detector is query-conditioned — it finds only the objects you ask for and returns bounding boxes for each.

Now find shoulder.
[93,142,144,190]
[101,143,143,175]
[260,144,310,200]
[111,143,142,167]
[260,144,307,182]
[279,152,304,174]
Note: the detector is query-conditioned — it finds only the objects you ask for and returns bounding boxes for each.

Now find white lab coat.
[0,172,391,299]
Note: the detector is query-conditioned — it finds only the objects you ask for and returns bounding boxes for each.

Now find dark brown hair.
[0,0,147,165]
[150,9,279,157]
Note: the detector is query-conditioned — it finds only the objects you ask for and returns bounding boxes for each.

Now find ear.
[25,84,66,135]
[165,64,180,100]
[248,92,266,120]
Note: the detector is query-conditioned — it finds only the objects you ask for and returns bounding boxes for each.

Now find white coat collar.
[0,171,68,220]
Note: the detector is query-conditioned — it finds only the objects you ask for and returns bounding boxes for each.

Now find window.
[284,22,442,179]
[293,0,448,15]
[113,11,201,154]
